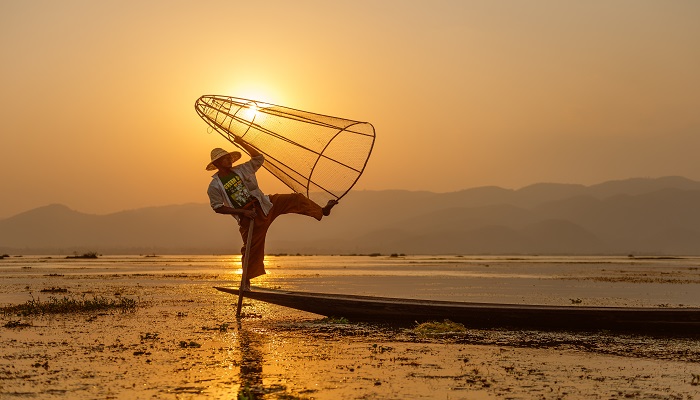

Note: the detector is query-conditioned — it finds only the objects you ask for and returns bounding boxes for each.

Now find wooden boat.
[214,286,700,333]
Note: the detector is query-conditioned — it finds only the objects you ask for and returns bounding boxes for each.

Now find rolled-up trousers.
[239,193,323,279]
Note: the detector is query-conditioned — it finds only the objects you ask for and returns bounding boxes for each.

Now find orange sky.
[1,1,699,218]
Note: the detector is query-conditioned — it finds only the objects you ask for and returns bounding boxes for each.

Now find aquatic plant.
[3,320,32,328]
[317,316,350,324]
[66,251,99,259]
[370,343,392,354]
[40,287,68,293]
[140,332,159,341]
[201,322,230,331]
[413,319,467,336]
[1,294,137,316]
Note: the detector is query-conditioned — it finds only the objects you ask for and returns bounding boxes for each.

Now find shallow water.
[2,254,700,308]
[2,254,700,399]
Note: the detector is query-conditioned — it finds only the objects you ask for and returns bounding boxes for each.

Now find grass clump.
[2,294,137,316]
[413,319,467,336]
[317,316,350,324]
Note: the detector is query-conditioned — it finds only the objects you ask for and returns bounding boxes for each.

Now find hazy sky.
[2,0,699,218]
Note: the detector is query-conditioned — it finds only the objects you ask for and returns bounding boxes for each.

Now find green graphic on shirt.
[220,172,252,208]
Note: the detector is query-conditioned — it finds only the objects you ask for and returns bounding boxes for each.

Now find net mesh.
[195,95,375,206]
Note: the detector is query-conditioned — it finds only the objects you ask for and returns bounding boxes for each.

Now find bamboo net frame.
[195,95,375,206]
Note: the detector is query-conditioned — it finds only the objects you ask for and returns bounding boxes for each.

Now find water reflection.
[236,321,265,398]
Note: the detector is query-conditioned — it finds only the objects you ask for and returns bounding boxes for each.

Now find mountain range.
[2,176,700,255]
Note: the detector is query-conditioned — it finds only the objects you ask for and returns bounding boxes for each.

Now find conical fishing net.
[195,95,375,206]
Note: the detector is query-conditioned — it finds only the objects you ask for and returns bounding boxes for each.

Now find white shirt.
[207,154,273,222]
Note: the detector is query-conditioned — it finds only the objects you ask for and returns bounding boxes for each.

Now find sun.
[227,84,281,106]
[236,101,260,125]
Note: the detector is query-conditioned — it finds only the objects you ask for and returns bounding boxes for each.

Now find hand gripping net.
[195,95,375,206]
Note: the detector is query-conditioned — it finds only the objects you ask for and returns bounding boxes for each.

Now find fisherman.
[206,136,337,290]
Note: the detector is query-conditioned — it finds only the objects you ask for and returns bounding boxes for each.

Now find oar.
[236,218,254,318]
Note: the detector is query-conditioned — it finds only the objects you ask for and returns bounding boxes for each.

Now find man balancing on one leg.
[206,136,338,290]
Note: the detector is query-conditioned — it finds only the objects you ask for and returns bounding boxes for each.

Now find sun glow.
[227,84,282,106]
[236,102,260,126]
[247,103,259,114]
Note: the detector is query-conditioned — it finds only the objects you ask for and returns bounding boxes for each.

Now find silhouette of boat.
[215,286,700,334]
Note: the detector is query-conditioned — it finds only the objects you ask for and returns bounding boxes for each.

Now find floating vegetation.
[3,320,32,328]
[370,343,393,354]
[32,361,49,370]
[317,316,350,324]
[562,275,700,284]
[40,287,68,293]
[1,294,137,316]
[413,320,467,336]
[140,332,159,341]
[239,312,263,319]
[202,322,230,332]
[66,251,99,259]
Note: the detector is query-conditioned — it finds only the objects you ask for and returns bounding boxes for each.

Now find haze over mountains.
[2,176,700,255]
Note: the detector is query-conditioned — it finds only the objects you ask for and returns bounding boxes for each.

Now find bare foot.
[322,199,339,216]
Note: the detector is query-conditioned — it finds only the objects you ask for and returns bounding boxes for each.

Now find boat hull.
[215,286,700,333]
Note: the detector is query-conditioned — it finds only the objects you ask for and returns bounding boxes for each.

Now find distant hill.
[2,176,700,255]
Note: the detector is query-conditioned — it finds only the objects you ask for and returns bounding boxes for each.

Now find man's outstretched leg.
[241,194,339,282]
[267,193,338,222]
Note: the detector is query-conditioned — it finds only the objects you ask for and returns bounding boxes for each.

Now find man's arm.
[208,181,256,219]
[234,136,260,157]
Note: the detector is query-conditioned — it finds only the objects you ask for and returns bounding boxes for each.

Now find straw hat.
[206,148,241,170]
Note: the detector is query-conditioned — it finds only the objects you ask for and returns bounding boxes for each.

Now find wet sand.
[1,255,700,399]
